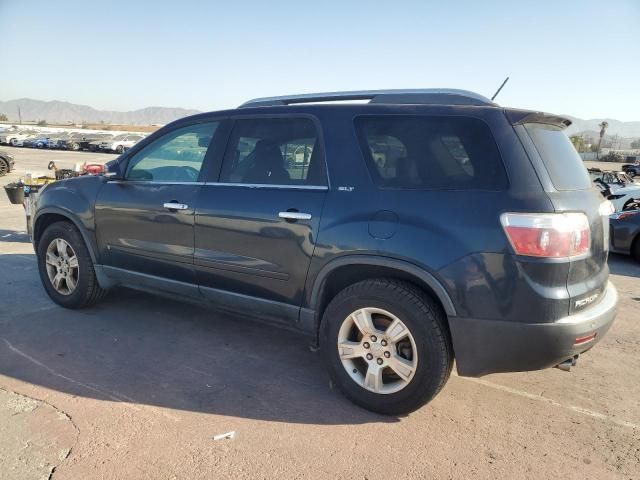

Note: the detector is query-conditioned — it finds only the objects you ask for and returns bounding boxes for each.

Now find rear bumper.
[450,281,618,377]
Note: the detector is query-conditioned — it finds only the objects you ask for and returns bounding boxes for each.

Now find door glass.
[220,118,326,186]
[125,122,218,182]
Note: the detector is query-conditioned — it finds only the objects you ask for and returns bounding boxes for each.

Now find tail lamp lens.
[500,212,591,258]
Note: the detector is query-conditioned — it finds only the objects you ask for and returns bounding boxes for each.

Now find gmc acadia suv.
[32,89,617,414]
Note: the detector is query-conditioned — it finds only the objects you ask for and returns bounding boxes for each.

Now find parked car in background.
[47,132,71,149]
[622,163,640,178]
[0,127,21,144]
[99,133,144,153]
[23,134,53,148]
[0,150,14,176]
[58,132,91,151]
[77,133,113,151]
[12,132,41,147]
[89,134,114,151]
[593,176,640,211]
[31,89,617,415]
[1,130,36,146]
[610,209,640,261]
[588,169,638,191]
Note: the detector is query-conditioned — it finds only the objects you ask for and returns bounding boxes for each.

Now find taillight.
[500,212,591,258]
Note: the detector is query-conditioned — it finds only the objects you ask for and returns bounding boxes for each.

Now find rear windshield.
[354,115,508,190]
[524,124,591,191]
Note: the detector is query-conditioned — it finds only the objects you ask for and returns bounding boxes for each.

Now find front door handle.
[164,202,189,211]
[279,211,312,221]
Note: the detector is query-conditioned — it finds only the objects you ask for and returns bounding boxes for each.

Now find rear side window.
[354,115,508,190]
[220,117,326,186]
[524,124,591,191]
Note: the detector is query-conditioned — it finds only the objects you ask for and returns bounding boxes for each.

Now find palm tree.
[597,121,608,160]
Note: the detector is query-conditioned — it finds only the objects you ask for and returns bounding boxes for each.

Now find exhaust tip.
[556,355,579,372]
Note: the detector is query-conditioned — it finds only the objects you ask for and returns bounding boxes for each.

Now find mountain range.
[1,98,639,137]
[564,116,640,138]
[0,98,200,126]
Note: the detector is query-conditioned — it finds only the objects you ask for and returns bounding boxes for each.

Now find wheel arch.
[631,231,640,260]
[34,208,97,263]
[308,255,457,343]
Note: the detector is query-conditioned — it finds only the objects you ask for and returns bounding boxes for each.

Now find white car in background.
[99,134,145,153]
[0,130,32,145]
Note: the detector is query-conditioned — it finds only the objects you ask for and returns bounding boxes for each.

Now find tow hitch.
[556,355,579,372]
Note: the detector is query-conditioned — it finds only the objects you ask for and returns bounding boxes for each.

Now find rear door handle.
[164,202,189,211]
[279,211,312,221]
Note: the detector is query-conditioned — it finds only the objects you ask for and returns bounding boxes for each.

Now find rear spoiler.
[505,109,572,130]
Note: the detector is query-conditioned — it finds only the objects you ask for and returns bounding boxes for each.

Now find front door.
[95,120,221,291]
[194,116,328,324]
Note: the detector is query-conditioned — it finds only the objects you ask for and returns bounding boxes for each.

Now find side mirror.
[104,159,124,180]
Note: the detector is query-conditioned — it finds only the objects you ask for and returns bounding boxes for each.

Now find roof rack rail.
[239,89,496,108]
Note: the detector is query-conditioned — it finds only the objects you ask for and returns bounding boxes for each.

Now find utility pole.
[17,106,22,125]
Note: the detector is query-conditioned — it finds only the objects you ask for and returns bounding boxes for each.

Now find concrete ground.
[0,146,639,479]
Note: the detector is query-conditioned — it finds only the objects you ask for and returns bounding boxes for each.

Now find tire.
[116,145,124,154]
[320,278,453,415]
[71,142,80,151]
[37,221,107,309]
[0,158,9,176]
[632,236,640,263]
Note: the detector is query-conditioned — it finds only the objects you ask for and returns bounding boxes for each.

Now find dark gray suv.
[31,89,617,414]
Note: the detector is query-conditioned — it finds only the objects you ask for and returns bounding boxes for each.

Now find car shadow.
[0,252,396,425]
[0,229,31,243]
[608,253,640,279]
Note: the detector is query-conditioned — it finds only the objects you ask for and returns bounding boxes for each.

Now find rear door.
[194,116,328,325]
[516,120,610,314]
[95,120,220,290]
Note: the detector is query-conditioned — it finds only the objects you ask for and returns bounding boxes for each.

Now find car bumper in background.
[450,281,618,377]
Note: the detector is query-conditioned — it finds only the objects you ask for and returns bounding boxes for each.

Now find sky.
[0,0,639,120]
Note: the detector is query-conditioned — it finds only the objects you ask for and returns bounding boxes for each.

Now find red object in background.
[83,163,104,175]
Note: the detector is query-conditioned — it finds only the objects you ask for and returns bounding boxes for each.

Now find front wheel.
[116,145,124,154]
[321,279,453,415]
[37,221,107,309]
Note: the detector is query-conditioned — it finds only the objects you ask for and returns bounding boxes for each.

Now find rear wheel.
[37,221,107,308]
[71,142,80,151]
[116,145,124,154]
[321,279,453,415]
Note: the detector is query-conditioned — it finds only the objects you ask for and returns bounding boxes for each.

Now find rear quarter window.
[354,115,508,190]
[524,124,591,191]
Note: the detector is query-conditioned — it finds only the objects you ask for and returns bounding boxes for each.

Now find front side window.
[354,115,508,190]
[125,122,218,182]
[220,117,326,186]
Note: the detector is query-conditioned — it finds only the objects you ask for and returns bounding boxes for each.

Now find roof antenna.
[490,76,510,101]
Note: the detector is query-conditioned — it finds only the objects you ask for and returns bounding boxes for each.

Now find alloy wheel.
[337,307,418,394]
[45,238,79,295]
